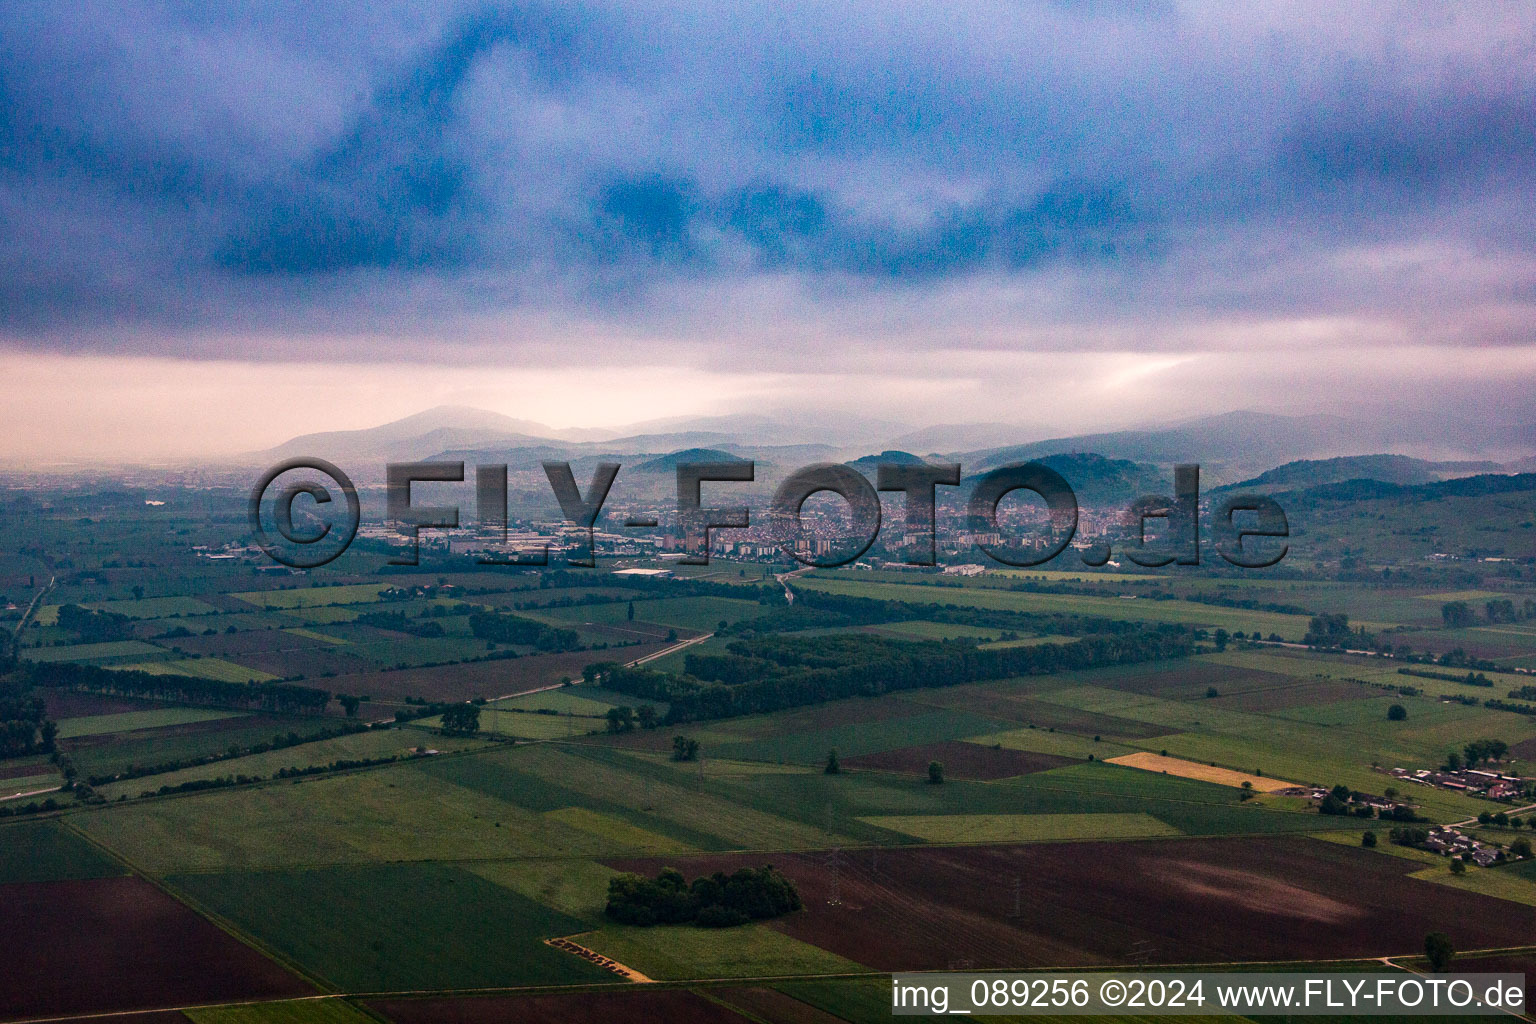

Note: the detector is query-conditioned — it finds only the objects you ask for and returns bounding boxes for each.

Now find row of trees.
[26,661,331,715]
[591,626,1194,723]
[605,865,802,928]
[1445,738,1508,770]
[1442,598,1536,628]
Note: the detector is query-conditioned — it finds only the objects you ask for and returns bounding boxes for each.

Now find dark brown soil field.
[898,685,1166,738]
[59,712,303,753]
[842,740,1075,779]
[711,986,850,1024]
[41,690,175,718]
[1403,631,1532,660]
[1207,677,1377,712]
[608,836,1536,970]
[370,989,753,1024]
[1098,661,1299,700]
[327,643,672,701]
[169,630,340,657]
[0,762,56,781]
[0,875,310,1021]
[166,630,369,678]
[1439,953,1535,1007]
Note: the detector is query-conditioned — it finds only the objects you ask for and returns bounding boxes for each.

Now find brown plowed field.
[842,740,1075,779]
[0,875,311,1021]
[711,986,850,1024]
[370,989,753,1024]
[608,836,1536,970]
[41,690,174,718]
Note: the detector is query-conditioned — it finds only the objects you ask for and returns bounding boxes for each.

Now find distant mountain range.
[1212,455,1507,494]
[257,405,1535,499]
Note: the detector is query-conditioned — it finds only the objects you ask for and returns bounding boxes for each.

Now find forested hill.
[1290,473,1536,504]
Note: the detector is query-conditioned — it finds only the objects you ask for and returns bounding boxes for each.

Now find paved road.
[625,631,713,667]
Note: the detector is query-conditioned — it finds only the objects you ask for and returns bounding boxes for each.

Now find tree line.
[590,626,1193,723]
[24,661,332,715]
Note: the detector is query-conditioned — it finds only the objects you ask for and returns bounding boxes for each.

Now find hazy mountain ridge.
[260,406,1535,494]
[1213,455,1507,494]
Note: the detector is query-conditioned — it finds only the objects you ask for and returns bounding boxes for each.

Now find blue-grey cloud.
[0,0,1531,362]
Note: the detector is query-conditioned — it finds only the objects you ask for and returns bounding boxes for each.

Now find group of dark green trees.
[605,865,802,928]
[1443,738,1509,771]
[55,604,132,642]
[468,610,579,651]
[0,679,55,758]
[1442,598,1535,628]
[590,625,1193,724]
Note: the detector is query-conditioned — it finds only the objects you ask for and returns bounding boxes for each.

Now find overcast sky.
[2,2,1533,460]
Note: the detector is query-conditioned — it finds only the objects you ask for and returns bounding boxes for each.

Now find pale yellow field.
[1106,751,1298,792]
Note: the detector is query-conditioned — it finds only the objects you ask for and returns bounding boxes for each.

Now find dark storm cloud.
[0,1,1532,355]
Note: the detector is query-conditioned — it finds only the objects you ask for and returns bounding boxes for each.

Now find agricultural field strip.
[1023,681,1536,767]
[55,706,246,739]
[793,575,1389,633]
[1106,752,1298,792]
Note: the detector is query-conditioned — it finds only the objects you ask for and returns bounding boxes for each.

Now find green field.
[93,729,491,799]
[23,640,166,662]
[858,811,1181,843]
[55,707,245,739]
[85,596,219,619]
[184,999,378,1024]
[231,584,390,609]
[0,821,126,883]
[74,760,622,873]
[170,862,615,990]
[116,657,281,683]
[578,922,864,980]
[794,576,1331,636]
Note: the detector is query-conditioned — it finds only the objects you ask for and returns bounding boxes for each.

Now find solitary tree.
[824,749,840,774]
[338,694,360,718]
[671,735,700,761]
[636,704,658,729]
[927,761,944,785]
[1361,830,1377,847]
[1449,858,1466,876]
[1424,932,1454,972]
[1512,837,1533,859]
[1387,704,1407,721]
[627,601,635,621]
